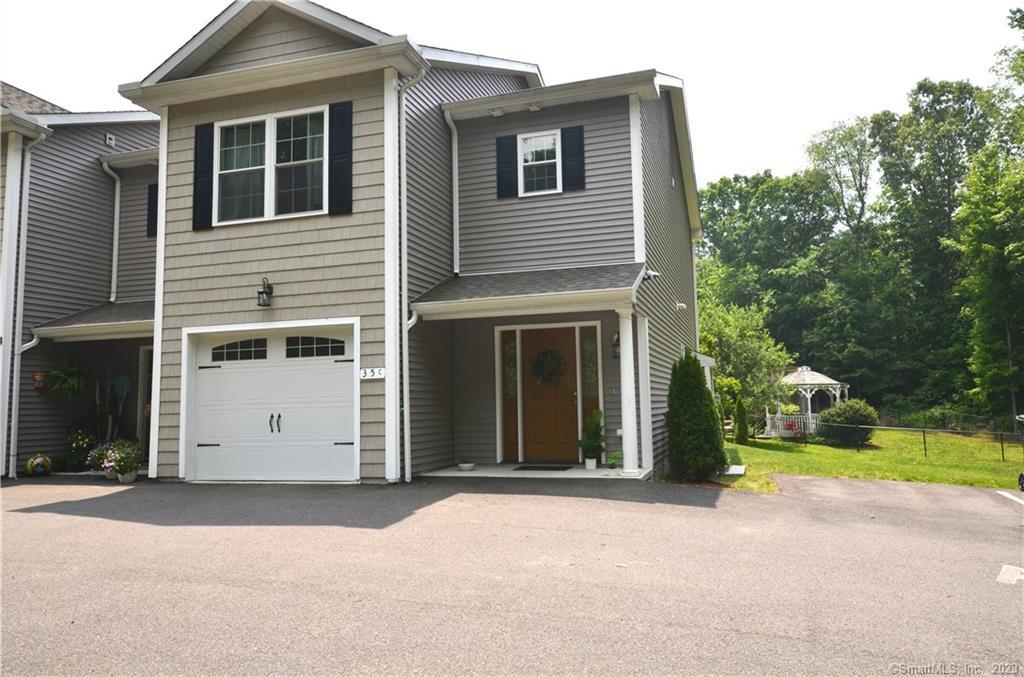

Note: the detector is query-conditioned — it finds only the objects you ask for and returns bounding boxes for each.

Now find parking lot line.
[996,490,1024,506]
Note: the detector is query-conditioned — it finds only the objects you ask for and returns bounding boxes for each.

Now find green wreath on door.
[532,346,566,385]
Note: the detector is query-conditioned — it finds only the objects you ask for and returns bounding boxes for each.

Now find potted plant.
[457,456,475,471]
[43,364,89,399]
[31,371,48,391]
[88,442,117,479]
[109,440,142,484]
[606,450,623,469]
[577,410,605,470]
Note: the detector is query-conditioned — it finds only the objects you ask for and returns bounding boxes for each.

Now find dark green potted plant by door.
[577,410,606,470]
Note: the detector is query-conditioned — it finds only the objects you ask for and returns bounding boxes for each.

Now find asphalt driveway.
[2,475,1021,675]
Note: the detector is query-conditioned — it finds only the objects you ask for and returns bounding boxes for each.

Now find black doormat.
[514,464,572,471]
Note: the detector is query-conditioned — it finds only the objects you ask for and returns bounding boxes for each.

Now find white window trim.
[212,104,329,227]
[516,129,562,198]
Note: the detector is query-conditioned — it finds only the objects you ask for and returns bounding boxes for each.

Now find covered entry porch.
[409,264,654,478]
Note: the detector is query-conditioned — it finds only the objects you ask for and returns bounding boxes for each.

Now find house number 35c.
[359,367,386,380]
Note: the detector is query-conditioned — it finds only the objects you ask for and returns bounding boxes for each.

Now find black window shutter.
[146,183,158,238]
[495,135,517,198]
[192,123,214,230]
[328,101,353,215]
[561,126,585,191]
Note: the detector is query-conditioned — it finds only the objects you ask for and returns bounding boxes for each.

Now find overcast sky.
[0,1,1015,184]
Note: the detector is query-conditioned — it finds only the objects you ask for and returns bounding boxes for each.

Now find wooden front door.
[521,327,578,462]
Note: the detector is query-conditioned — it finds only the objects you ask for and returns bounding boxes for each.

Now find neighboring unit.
[3,0,705,483]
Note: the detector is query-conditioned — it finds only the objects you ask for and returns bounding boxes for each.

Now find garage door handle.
[276,413,282,433]
[269,414,275,433]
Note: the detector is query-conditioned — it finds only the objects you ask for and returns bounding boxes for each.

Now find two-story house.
[1,82,160,477]
[6,0,703,483]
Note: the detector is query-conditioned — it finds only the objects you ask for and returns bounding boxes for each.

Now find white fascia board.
[120,40,429,111]
[35,320,154,342]
[420,46,543,87]
[412,288,636,321]
[0,109,49,138]
[99,147,159,169]
[142,0,251,86]
[663,86,703,238]
[34,111,159,125]
[442,70,660,121]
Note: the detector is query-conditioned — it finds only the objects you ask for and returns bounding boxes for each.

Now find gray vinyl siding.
[451,312,622,465]
[0,135,7,259]
[403,68,528,474]
[457,97,635,274]
[14,123,158,469]
[636,93,699,468]
[21,123,158,343]
[158,72,386,479]
[116,166,158,302]
[192,6,366,77]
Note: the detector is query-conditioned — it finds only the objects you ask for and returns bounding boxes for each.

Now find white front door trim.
[178,316,361,482]
[493,320,604,464]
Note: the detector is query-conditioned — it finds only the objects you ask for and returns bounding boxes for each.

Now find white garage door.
[192,329,357,481]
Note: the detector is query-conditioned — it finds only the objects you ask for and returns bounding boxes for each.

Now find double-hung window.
[517,130,562,196]
[214,106,328,225]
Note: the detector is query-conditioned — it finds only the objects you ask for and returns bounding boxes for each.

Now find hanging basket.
[532,346,566,385]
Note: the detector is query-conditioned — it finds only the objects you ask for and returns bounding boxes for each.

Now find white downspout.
[398,67,427,483]
[8,132,48,478]
[444,110,460,275]
[100,161,121,302]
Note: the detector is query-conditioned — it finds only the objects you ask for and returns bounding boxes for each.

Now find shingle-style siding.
[636,93,698,468]
[451,312,623,465]
[403,68,528,474]
[116,166,158,302]
[192,6,367,77]
[158,72,386,479]
[457,97,635,274]
[15,123,158,469]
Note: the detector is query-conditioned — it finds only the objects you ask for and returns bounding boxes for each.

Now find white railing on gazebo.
[765,412,821,437]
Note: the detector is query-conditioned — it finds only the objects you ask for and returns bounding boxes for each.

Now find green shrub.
[667,350,727,481]
[734,396,749,445]
[820,399,879,447]
[50,451,89,473]
[576,410,606,460]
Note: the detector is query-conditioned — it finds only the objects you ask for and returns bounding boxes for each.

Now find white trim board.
[493,320,604,465]
[177,316,362,482]
[382,67,401,483]
[1,133,25,477]
[147,108,169,479]
[33,111,159,125]
[629,94,646,263]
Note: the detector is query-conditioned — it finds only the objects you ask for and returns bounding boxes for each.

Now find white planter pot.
[104,469,118,480]
[584,457,597,470]
[117,470,137,484]
[457,462,475,471]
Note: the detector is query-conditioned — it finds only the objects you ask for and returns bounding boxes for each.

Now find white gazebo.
[766,366,850,437]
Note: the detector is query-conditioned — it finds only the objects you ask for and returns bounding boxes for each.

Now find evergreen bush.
[667,350,727,481]
[819,399,879,446]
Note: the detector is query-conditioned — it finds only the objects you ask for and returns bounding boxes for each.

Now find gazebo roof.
[781,366,847,387]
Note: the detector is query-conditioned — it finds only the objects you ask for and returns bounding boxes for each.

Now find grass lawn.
[718,429,1023,493]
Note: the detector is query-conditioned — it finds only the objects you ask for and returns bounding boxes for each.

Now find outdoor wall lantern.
[612,332,620,359]
[256,277,274,307]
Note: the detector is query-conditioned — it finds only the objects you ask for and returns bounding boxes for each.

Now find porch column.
[618,310,639,476]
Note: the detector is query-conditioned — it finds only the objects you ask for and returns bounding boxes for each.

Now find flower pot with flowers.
[109,440,142,484]
[88,442,117,479]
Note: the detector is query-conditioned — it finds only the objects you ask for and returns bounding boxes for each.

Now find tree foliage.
[666,351,727,482]
[734,396,749,445]
[819,399,879,447]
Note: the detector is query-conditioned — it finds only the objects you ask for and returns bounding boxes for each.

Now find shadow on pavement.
[6,475,727,529]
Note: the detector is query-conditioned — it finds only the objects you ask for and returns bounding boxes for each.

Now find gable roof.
[0,82,67,115]
[143,0,389,85]
[135,0,542,89]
